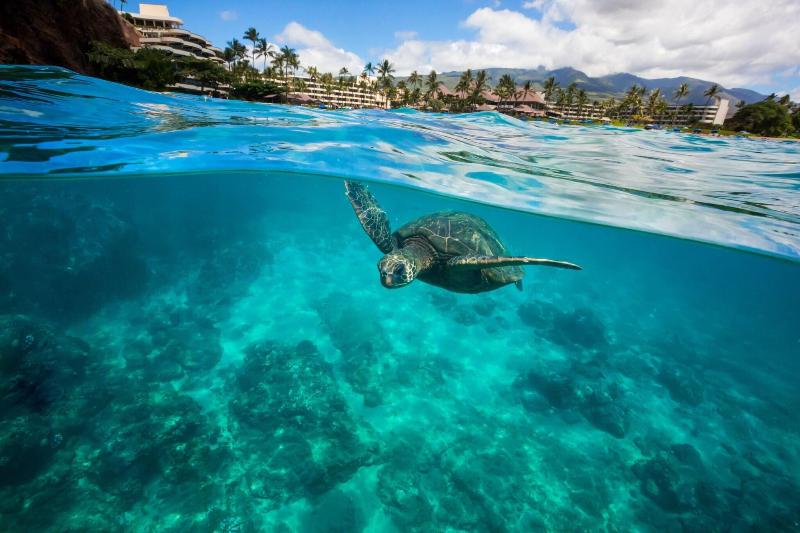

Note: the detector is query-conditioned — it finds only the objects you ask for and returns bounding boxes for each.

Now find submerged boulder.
[0,314,89,413]
[657,364,704,406]
[518,301,608,350]
[229,340,378,508]
[514,366,632,438]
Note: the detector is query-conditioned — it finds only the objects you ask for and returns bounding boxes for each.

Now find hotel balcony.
[121,3,223,64]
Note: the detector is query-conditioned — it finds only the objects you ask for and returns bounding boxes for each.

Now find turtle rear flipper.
[344,180,395,253]
[447,254,582,270]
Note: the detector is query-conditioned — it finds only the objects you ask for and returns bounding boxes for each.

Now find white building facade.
[121,4,223,64]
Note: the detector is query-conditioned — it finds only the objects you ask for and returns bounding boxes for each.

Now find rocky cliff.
[0,0,139,75]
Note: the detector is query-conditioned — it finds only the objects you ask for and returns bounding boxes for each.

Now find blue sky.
[124,0,800,96]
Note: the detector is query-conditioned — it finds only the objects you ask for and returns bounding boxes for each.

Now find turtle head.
[378,250,416,289]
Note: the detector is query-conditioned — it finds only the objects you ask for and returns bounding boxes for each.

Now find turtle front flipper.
[344,180,396,253]
[447,254,582,270]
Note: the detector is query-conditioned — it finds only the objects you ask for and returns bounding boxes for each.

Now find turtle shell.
[396,211,507,256]
[394,211,523,292]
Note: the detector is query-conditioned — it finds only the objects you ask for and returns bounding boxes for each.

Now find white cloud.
[382,1,800,88]
[275,22,363,74]
[394,30,418,41]
[790,87,800,101]
[522,0,545,8]
[219,10,237,22]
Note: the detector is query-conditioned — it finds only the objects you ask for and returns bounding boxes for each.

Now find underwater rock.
[518,301,608,350]
[551,307,608,349]
[0,414,56,487]
[516,370,578,410]
[89,388,227,509]
[0,191,148,321]
[377,464,435,531]
[515,367,632,438]
[631,447,721,516]
[670,443,704,470]
[580,399,631,439]
[229,340,377,508]
[657,364,704,406]
[517,300,558,330]
[0,314,89,413]
[151,319,222,373]
[632,455,684,512]
[303,488,366,533]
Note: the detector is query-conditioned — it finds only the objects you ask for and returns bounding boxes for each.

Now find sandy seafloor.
[0,172,798,532]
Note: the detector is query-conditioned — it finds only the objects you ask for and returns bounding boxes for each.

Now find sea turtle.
[344,180,581,294]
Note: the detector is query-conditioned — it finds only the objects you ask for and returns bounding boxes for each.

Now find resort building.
[663,98,729,126]
[120,3,223,64]
[542,97,729,126]
[269,75,389,109]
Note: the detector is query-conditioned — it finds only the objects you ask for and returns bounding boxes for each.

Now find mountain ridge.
[432,67,765,106]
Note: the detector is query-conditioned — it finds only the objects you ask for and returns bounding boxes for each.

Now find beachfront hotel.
[543,97,729,126]
[262,74,388,109]
[120,3,224,64]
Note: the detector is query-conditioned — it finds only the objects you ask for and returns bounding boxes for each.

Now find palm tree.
[565,82,577,116]
[254,38,275,73]
[455,69,473,110]
[339,67,350,86]
[320,72,335,105]
[521,80,533,103]
[655,98,669,122]
[276,45,299,100]
[226,38,243,69]
[363,62,375,77]
[646,88,662,118]
[470,70,488,108]
[672,82,689,126]
[497,74,516,109]
[357,78,368,106]
[425,70,439,106]
[576,89,588,118]
[306,66,319,82]
[778,94,791,106]
[703,83,720,108]
[543,76,559,104]
[222,47,235,70]
[555,88,566,116]
[408,70,421,89]
[396,80,408,105]
[603,97,617,119]
[243,28,259,66]
[624,84,644,119]
[377,59,395,82]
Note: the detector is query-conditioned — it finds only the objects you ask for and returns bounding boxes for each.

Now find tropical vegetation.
[725,96,799,137]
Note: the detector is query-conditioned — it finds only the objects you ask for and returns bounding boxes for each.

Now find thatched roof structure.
[288,92,315,103]
[514,90,546,105]
[512,105,546,116]
[436,83,454,97]
[481,90,501,103]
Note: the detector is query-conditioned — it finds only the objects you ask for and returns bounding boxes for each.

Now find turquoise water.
[0,66,799,531]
